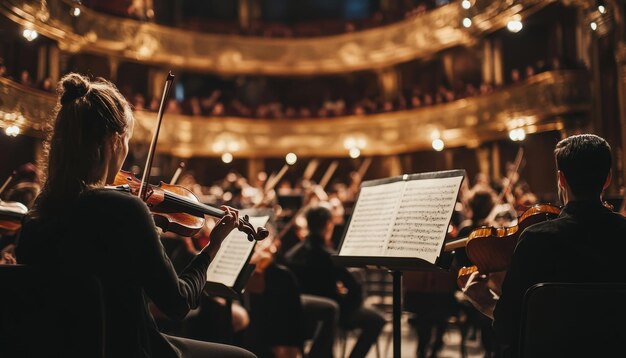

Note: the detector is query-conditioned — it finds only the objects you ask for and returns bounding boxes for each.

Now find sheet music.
[338,172,463,264]
[206,216,269,287]
[386,176,463,263]
[339,181,404,256]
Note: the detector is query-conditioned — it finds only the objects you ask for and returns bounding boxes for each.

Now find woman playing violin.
[16,74,256,358]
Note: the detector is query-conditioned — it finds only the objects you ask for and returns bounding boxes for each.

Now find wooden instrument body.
[114,170,205,237]
[0,200,28,232]
[464,204,561,273]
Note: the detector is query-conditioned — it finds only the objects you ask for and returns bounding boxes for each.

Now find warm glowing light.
[285,152,297,165]
[432,139,444,151]
[70,6,81,17]
[507,20,523,33]
[221,152,233,163]
[590,22,598,31]
[461,0,471,10]
[509,128,526,141]
[349,147,361,158]
[343,135,367,156]
[5,125,20,137]
[22,28,38,41]
[462,17,472,28]
[598,5,606,14]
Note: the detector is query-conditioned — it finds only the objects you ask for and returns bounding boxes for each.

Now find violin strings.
[163,191,229,219]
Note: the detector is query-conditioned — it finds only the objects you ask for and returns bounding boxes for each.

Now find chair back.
[0,264,105,358]
[519,282,626,358]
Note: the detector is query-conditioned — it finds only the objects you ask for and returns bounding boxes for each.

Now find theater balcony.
[0,70,590,157]
[1,0,554,75]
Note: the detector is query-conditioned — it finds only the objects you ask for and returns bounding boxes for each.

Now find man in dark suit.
[285,205,385,358]
[463,134,626,357]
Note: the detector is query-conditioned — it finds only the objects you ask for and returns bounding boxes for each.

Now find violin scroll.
[239,214,270,242]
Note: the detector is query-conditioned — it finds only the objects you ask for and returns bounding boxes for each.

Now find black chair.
[519,282,626,358]
[0,264,105,358]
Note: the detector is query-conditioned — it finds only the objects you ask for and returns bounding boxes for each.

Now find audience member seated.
[19,70,33,87]
[2,54,585,120]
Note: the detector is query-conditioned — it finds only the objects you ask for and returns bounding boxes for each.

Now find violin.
[445,204,561,287]
[0,171,27,232]
[110,170,269,241]
[0,200,27,232]
[112,72,269,242]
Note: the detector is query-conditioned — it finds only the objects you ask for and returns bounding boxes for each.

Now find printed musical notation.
[339,181,404,256]
[206,216,270,287]
[386,177,462,263]
[339,174,463,263]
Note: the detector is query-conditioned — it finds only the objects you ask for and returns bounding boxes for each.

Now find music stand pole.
[392,270,402,358]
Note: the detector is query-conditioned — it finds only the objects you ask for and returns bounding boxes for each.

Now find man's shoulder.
[519,211,626,247]
[515,217,574,250]
[519,216,571,237]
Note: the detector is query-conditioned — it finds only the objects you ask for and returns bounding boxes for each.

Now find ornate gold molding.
[2,0,553,75]
[0,78,53,138]
[0,71,591,157]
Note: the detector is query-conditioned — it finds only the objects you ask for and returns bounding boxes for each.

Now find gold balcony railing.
[2,0,553,75]
[0,78,54,138]
[0,71,591,157]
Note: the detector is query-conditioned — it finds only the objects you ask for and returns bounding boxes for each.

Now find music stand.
[204,215,270,300]
[332,169,465,358]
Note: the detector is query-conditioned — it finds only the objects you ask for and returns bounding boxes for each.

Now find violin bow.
[170,162,185,185]
[264,164,289,193]
[497,147,524,204]
[319,160,339,190]
[138,72,175,200]
[351,157,372,189]
[0,171,16,196]
[302,159,320,182]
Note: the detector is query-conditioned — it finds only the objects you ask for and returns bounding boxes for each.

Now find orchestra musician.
[15,73,256,358]
[0,162,41,264]
[462,134,626,357]
[285,204,385,358]
[246,188,340,358]
[454,189,500,358]
[1,162,41,208]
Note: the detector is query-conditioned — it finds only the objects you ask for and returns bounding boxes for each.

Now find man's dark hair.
[469,189,495,222]
[554,134,611,198]
[305,205,332,237]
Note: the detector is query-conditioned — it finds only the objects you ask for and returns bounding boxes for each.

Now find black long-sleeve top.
[493,201,626,357]
[284,235,362,318]
[16,189,211,358]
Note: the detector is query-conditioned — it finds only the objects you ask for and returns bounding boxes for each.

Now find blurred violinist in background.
[0,162,40,264]
[1,162,41,208]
